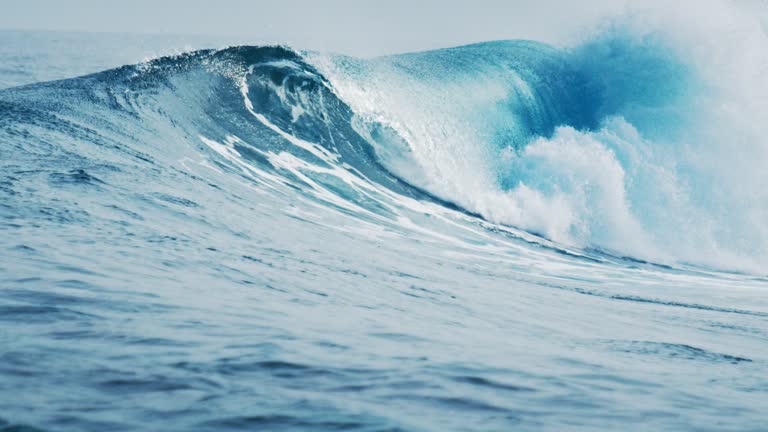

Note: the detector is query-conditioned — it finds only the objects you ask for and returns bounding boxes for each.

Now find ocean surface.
[1,20,768,432]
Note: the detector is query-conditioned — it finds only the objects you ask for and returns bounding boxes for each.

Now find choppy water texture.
[1,19,768,432]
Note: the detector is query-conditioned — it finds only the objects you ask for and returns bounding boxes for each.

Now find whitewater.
[1,3,767,431]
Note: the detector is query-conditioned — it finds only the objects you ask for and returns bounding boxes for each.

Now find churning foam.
[309,0,768,272]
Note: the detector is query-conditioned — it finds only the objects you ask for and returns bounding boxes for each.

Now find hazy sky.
[1,0,627,56]
[2,0,766,56]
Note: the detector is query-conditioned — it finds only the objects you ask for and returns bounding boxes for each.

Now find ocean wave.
[3,5,768,430]
[2,8,767,274]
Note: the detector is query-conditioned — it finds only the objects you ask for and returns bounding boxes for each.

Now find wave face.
[2,8,768,431]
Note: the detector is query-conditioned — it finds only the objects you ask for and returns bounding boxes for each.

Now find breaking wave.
[2,4,767,273]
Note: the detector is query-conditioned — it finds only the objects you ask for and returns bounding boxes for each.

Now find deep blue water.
[1,29,767,432]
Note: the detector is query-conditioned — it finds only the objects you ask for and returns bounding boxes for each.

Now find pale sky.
[1,0,627,56]
[2,0,765,56]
